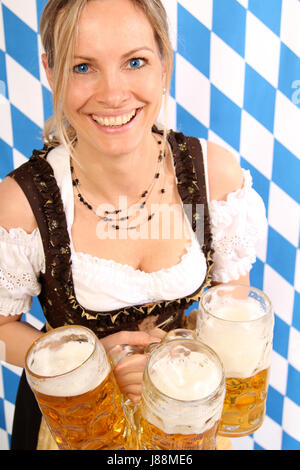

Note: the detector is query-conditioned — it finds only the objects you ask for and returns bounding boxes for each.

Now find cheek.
[64,78,94,112]
[137,72,164,109]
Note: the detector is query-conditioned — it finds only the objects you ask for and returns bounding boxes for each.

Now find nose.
[93,70,130,108]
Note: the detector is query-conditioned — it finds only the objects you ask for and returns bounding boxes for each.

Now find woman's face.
[62,0,166,158]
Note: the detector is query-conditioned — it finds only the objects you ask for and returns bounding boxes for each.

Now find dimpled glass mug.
[197,284,274,437]
[136,334,226,450]
[25,325,128,450]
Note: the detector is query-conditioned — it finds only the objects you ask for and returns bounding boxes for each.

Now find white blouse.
[0,140,267,316]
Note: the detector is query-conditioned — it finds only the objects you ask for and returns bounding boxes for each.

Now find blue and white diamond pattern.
[0,0,299,450]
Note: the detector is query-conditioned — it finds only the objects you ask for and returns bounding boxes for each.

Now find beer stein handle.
[144,342,161,354]
[108,344,145,367]
[122,397,140,449]
[107,344,145,450]
[144,329,196,355]
[164,328,196,341]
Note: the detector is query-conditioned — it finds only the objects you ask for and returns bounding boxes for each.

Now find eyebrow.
[74,47,155,61]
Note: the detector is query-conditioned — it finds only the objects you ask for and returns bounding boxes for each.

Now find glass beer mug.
[137,337,225,450]
[197,284,274,437]
[25,325,127,450]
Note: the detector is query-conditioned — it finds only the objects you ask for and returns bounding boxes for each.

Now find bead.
[70,141,165,232]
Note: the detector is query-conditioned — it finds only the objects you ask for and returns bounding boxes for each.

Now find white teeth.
[92,110,136,127]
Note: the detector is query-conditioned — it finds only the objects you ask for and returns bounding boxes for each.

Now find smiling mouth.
[91,109,138,128]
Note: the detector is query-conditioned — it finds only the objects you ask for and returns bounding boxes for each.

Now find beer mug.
[25,325,127,450]
[137,337,225,450]
[197,284,274,437]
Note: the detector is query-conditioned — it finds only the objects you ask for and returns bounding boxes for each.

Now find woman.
[0,0,267,450]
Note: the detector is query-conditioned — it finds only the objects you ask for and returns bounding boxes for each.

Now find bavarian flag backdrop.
[0,0,299,451]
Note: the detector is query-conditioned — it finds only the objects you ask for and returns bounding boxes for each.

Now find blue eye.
[74,63,90,74]
[128,58,145,69]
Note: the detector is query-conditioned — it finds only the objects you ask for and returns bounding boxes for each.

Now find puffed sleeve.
[209,169,267,283]
[0,227,45,316]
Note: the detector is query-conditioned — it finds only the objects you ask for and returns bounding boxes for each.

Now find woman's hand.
[100,330,164,403]
[113,353,148,403]
[100,330,161,354]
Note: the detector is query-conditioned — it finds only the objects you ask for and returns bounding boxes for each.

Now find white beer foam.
[150,350,221,401]
[197,297,274,378]
[143,346,225,435]
[26,328,111,397]
[30,341,94,376]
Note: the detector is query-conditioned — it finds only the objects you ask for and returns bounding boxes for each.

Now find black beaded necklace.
[70,139,167,231]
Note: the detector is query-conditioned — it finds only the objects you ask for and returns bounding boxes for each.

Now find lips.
[91,109,138,128]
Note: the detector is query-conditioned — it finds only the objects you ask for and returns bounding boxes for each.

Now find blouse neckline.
[46,138,201,275]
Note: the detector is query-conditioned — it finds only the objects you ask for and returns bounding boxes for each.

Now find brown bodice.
[9,130,213,339]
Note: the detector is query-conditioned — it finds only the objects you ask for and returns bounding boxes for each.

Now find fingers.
[114,353,148,402]
[148,327,167,340]
[127,394,141,403]
[100,330,160,353]
[114,351,148,373]
[118,379,143,401]
[100,329,167,403]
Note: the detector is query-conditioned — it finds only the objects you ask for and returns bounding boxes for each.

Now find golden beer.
[138,338,225,450]
[138,414,219,450]
[25,325,126,450]
[221,368,269,437]
[197,285,274,437]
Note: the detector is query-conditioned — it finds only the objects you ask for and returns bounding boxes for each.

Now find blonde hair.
[40,0,173,152]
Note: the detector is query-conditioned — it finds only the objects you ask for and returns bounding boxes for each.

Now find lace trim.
[209,169,267,282]
[73,238,197,277]
[0,295,33,316]
[0,267,40,293]
[0,226,46,276]
[77,250,213,323]
[0,226,39,245]
[213,233,259,255]
[211,255,255,283]
[0,228,42,297]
